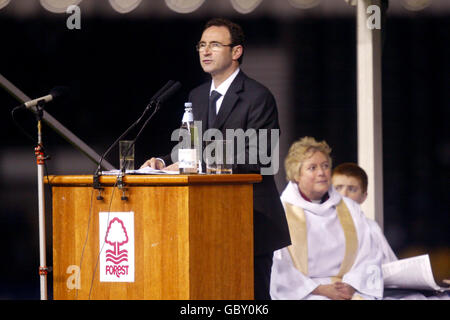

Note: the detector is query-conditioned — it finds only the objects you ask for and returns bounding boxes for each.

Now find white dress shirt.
[209,67,240,115]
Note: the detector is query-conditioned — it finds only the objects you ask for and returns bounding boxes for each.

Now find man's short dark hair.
[204,18,245,64]
[332,162,368,194]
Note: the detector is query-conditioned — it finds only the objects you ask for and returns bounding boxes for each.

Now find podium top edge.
[45,174,262,186]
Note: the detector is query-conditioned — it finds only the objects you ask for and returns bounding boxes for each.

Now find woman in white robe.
[270,137,383,300]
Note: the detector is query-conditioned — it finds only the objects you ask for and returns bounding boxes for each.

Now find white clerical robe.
[270,182,384,300]
[366,218,398,264]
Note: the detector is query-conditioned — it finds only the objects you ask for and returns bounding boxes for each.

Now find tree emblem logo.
[104,217,129,265]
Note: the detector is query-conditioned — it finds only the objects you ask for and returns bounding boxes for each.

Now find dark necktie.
[208,90,222,129]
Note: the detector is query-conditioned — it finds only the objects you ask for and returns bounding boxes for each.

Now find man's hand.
[163,162,179,171]
[140,157,164,169]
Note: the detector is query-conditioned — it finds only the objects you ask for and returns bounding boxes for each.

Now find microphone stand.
[93,80,176,198]
[118,101,162,199]
[93,100,155,200]
[97,80,181,199]
[34,100,49,300]
[121,101,162,175]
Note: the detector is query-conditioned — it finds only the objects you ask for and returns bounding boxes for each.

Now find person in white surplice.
[270,137,383,300]
[332,162,449,300]
[332,162,398,265]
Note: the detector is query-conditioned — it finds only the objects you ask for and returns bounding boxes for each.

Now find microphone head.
[50,86,69,100]
[158,81,182,104]
[150,80,175,102]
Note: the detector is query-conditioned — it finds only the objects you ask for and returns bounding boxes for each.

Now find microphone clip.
[34,99,47,121]
[117,171,128,201]
[93,170,104,200]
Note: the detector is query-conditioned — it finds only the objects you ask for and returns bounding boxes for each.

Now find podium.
[48,174,261,300]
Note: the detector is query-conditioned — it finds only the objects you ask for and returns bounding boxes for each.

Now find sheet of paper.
[382,254,449,291]
[102,167,179,175]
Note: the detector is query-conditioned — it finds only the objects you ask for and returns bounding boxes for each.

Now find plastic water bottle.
[178,102,200,174]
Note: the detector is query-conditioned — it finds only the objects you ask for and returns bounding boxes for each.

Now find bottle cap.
[182,102,194,122]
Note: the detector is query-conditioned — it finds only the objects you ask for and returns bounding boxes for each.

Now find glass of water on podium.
[206,140,233,174]
[119,140,135,171]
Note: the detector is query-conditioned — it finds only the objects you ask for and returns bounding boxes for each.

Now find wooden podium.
[48,174,261,300]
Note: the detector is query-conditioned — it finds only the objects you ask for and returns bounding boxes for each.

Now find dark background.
[0,2,448,299]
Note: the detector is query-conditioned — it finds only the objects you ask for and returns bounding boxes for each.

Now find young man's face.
[332,174,367,204]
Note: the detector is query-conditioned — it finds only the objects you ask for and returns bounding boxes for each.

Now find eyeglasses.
[196,41,234,52]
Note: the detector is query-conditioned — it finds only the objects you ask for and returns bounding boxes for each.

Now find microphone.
[149,80,175,105]
[94,80,181,183]
[156,81,182,105]
[120,81,182,175]
[135,80,175,117]
[19,86,68,109]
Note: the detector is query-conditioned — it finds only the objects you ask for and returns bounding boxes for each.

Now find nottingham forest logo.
[105,218,129,265]
[99,212,135,282]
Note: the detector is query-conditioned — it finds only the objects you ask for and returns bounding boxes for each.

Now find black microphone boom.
[157,81,182,104]
[149,80,175,104]
[94,80,180,178]
[120,81,182,174]
[137,80,175,116]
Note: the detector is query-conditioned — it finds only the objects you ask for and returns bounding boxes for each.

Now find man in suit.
[141,18,291,299]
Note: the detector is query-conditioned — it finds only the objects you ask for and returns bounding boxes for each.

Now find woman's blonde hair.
[285,136,332,182]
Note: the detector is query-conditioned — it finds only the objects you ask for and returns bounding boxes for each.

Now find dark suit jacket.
[164,70,291,255]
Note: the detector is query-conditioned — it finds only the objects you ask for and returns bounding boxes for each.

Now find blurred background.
[0,0,448,299]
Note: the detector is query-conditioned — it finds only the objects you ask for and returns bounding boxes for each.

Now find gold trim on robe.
[283,202,309,275]
[283,199,359,284]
